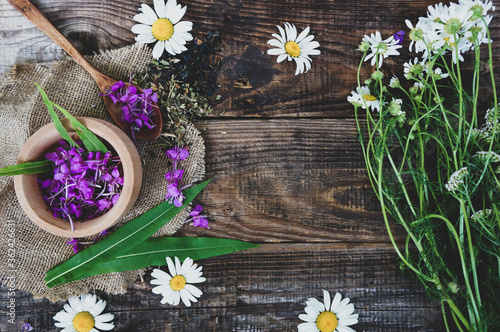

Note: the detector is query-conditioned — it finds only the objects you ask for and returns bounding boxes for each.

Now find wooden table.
[2,0,499,331]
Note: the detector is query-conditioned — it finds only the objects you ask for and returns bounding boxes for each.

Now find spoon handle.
[7,0,114,91]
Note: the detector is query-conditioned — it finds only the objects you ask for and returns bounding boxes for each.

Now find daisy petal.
[268,48,286,55]
[296,26,310,43]
[131,24,153,35]
[323,290,331,312]
[166,256,177,275]
[133,13,156,25]
[140,4,158,20]
[154,0,166,18]
[337,326,356,332]
[330,292,342,312]
[153,40,166,59]
[276,53,288,63]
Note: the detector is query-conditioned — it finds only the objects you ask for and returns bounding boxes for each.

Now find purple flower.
[39,140,123,223]
[21,322,34,332]
[192,217,210,228]
[166,147,189,161]
[393,30,405,45]
[165,169,184,185]
[190,204,203,217]
[102,79,157,139]
[186,205,210,228]
[66,238,81,253]
[165,183,185,207]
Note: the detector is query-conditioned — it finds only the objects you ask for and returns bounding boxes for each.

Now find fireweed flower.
[132,0,193,58]
[39,141,123,230]
[347,85,383,112]
[185,204,209,228]
[103,79,158,140]
[53,294,114,332]
[267,22,321,75]
[298,290,359,332]
[362,31,402,68]
[67,230,109,253]
[150,256,206,306]
[393,30,406,45]
[389,76,401,88]
[165,146,192,207]
[21,322,33,332]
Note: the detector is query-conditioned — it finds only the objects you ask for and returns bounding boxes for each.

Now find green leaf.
[44,180,210,287]
[0,160,53,176]
[35,83,77,148]
[52,102,108,153]
[72,237,259,280]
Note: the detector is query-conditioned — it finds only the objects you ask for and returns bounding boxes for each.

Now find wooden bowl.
[14,117,142,238]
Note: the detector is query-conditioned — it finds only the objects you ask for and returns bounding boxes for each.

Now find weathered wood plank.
[0,243,444,331]
[177,119,406,242]
[3,0,500,117]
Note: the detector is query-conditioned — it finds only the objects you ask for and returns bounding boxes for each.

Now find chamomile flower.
[403,57,426,80]
[347,85,383,112]
[363,31,402,68]
[389,76,401,88]
[298,290,358,332]
[267,22,321,75]
[53,294,114,332]
[150,256,206,306]
[132,0,193,59]
[459,0,495,21]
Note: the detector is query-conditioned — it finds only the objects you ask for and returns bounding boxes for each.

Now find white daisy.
[459,0,495,21]
[53,294,114,332]
[347,85,383,112]
[298,290,359,332]
[267,22,321,75]
[132,0,193,59]
[403,57,426,80]
[362,31,402,68]
[150,256,206,306]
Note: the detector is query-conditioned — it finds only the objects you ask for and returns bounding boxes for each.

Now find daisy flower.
[363,31,402,68]
[53,294,114,332]
[347,85,383,112]
[298,290,358,332]
[459,0,495,21]
[267,22,321,75]
[150,256,206,306]
[403,57,426,80]
[132,0,193,59]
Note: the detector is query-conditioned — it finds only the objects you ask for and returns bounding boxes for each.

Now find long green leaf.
[71,237,259,280]
[0,160,53,176]
[52,102,108,153]
[35,83,78,148]
[44,180,210,287]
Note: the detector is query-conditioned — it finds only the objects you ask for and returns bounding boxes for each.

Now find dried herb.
[133,31,222,148]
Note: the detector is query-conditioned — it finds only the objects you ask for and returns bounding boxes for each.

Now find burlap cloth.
[0,44,205,302]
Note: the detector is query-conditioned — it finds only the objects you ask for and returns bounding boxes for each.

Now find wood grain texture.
[0,243,444,331]
[177,119,406,243]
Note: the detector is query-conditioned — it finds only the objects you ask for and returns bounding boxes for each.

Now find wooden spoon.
[7,0,163,141]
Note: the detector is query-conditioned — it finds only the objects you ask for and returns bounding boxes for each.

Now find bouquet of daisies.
[349,0,499,330]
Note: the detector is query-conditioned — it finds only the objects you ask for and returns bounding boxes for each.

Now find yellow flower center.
[285,41,301,57]
[152,18,174,41]
[170,275,186,291]
[363,94,377,101]
[316,311,338,332]
[72,311,95,332]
